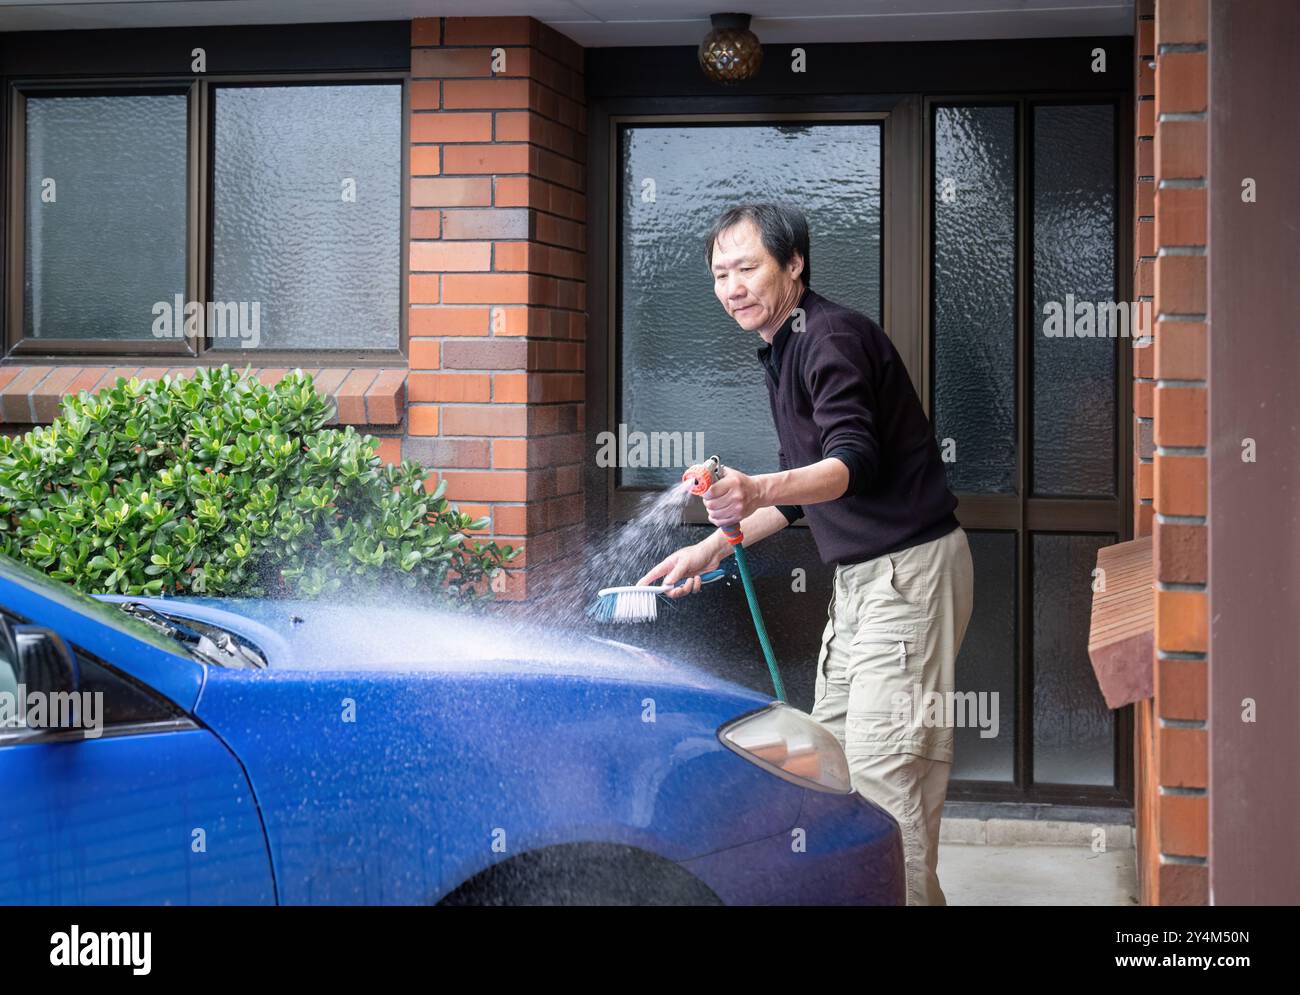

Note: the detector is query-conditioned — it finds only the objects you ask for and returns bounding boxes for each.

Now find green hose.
[729,539,787,703]
[680,455,786,703]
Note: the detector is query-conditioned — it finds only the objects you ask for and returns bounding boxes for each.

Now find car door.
[0,610,276,905]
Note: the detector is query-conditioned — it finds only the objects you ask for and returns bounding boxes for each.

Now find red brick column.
[1132,3,1160,907]
[407,16,586,599]
[1136,0,1210,906]
[1134,6,1157,540]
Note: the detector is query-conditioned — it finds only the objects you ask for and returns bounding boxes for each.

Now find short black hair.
[704,202,811,287]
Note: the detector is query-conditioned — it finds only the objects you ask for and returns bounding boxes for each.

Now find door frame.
[585,39,1134,806]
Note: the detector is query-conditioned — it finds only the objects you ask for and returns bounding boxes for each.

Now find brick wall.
[1133,0,1209,905]
[407,17,587,599]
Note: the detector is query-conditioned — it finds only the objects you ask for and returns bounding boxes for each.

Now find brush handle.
[674,567,728,588]
[598,567,729,597]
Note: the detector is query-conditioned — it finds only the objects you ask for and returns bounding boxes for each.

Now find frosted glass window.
[24,94,188,340]
[1032,104,1117,496]
[953,531,1018,782]
[211,84,401,351]
[619,124,882,487]
[1032,533,1116,786]
[932,106,1017,494]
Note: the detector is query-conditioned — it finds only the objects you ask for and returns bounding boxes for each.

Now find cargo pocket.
[845,621,923,755]
[839,556,925,749]
[850,624,919,677]
[849,555,923,644]
[845,553,934,755]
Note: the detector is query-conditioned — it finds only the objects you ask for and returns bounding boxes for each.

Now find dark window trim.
[3,70,410,365]
[585,36,1132,101]
[0,20,412,79]
[0,717,197,748]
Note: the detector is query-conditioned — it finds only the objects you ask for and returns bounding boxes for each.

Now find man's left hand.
[702,466,765,527]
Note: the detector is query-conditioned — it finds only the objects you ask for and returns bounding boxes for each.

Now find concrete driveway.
[937,808,1139,906]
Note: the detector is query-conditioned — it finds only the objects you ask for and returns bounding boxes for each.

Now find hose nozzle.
[682,454,723,496]
[683,456,743,544]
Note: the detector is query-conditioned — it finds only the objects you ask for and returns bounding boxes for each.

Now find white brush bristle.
[611,588,659,622]
[589,585,665,623]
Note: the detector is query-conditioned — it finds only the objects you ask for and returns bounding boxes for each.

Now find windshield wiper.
[118,602,266,669]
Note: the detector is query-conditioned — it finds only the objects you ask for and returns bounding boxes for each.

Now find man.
[638,203,974,906]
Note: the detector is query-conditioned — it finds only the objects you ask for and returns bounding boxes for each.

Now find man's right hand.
[638,538,725,599]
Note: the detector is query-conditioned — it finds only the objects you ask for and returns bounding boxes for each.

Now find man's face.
[710,219,804,338]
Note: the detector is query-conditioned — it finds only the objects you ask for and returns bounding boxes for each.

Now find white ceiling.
[0,0,1135,44]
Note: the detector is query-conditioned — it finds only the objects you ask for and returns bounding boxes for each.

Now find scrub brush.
[587,567,729,623]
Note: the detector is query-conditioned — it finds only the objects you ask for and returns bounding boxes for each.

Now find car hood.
[95,594,764,697]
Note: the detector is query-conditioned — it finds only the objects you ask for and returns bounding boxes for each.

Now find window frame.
[601,101,923,527]
[4,72,409,366]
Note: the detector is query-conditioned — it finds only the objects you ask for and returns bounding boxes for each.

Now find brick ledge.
[0,365,407,427]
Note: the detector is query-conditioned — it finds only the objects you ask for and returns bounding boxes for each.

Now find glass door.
[930,99,1131,804]
[599,101,1129,806]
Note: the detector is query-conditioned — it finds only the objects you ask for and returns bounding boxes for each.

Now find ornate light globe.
[699,13,763,85]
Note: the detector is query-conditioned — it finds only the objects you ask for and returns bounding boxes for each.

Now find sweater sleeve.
[826,446,868,495]
[803,330,881,495]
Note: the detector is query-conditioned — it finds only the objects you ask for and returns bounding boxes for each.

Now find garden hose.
[682,456,787,703]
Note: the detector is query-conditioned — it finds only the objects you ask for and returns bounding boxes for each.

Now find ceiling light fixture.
[699,12,763,85]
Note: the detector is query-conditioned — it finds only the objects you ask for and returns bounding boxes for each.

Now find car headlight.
[718,703,853,794]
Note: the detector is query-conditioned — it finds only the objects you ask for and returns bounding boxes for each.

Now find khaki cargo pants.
[810,526,974,906]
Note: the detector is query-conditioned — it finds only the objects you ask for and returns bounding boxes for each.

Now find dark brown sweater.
[756,286,958,565]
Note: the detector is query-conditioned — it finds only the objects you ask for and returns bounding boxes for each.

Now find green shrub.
[0,366,516,599]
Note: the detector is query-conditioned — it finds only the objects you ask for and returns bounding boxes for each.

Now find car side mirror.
[11,624,79,695]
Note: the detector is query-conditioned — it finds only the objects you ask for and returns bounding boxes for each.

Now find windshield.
[0,553,190,660]
[117,601,266,669]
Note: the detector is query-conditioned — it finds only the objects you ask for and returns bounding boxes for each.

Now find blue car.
[0,555,904,905]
